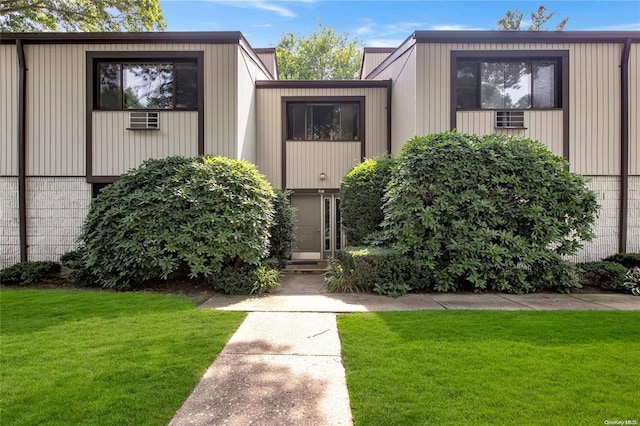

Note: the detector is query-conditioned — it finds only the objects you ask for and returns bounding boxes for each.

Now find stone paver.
[173,273,639,426]
[170,312,352,426]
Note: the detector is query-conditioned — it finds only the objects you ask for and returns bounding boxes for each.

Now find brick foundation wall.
[25,177,91,263]
[627,176,640,253]
[0,177,20,267]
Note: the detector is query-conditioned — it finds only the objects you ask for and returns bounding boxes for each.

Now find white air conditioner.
[495,111,525,129]
[127,112,159,130]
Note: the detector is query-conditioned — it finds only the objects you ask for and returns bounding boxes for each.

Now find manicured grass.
[338,311,640,425]
[0,289,245,425]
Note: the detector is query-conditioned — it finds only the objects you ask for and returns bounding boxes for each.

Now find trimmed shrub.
[526,255,581,294]
[329,246,415,297]
[80,155,275,289]
[0,261,61,286]
[209,263,281,295]
[382,131,599,293]
[578,261,629,291]
[603,253,640,269]
[59,249,100,287]
[340,156,395,245]
[268,190,296,268]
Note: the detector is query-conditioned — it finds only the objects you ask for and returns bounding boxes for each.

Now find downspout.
[386,79,392,154]
[16,40,27,262]
[619,38,631,254]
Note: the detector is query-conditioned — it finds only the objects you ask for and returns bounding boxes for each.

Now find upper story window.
[287,102,361,141]
[456,58,561,109]
[97,60,198,110]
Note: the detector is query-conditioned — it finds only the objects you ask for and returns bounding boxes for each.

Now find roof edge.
[413,30,640,43]
[256,80,391,89]
[0,31,244,44]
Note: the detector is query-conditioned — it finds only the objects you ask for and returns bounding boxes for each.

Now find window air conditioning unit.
[128,112,159,130]
[495,111,525,129]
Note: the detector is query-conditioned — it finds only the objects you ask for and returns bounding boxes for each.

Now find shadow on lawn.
[170,339,340,425]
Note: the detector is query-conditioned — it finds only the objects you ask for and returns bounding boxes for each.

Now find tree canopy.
[275,22,362,80]
[497,5,568,31]
[0,0,166,32]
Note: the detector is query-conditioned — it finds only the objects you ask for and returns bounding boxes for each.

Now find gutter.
[619,38,632,253]
[16,39,27,262]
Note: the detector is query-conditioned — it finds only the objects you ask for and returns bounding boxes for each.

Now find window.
[96,60,198,110]
[287,102,360,141]
[456,59,560,109]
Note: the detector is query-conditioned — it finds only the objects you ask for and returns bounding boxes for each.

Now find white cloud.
[203,1,297,18]
[356,25,373,35]
[251,23,273,28]
[363,38,404,48]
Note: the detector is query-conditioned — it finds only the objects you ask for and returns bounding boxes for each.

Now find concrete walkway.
[170,274,639,426]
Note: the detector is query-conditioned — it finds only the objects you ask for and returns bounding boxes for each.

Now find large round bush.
[381,131,599,293]
[340,156,395,245]
[268,189,296,268]
[80,155,275,289]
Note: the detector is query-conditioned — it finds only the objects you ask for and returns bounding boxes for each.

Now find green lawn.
[0,289,245,426]
[338,311,640,425]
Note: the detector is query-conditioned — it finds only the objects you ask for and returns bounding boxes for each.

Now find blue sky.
[160,0,640,48]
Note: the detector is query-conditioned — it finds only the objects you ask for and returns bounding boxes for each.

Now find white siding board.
[286,142,361,189]
[255,52,277,79]
[19,43,238,176]
[237,47,271,163]
[361,52,391,78]
[371,45,416,153]
[92,111,198,176]
[456,110,564,156]
[1,45,18,176]
[256,87,388,189]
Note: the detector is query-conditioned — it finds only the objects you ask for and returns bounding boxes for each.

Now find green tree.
[497,5,568,31]
[0,0,165,32]
[276,21,362,80]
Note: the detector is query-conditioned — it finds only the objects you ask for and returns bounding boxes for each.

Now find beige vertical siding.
[256,87,388,189]
[412,42,623,175]
[92,111,198,176]
[26,44,86,175]
[456,110,564,157]
[286,141,361,188]
[361,51,391,78]
[570,43,621,175]
[255,51,277,79]
[0,45,18,176]
[20,43,238,176]
[203,44,238,157]
[630,44,639,176]
[237,47,271,163]
[371,45,417,153]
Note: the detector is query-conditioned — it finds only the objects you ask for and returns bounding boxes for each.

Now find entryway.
[290,193,344,260]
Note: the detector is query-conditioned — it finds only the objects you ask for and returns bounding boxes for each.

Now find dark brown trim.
[256,80,391,89]
[254,47,276,54]
[449,50,570,161]
[85,51,205,180]
[289,188,340,194]
[87,176,120,183]
[364,47,396,54]
[562,53,570,162]
[414,30,640,44]
[16,39,27,262]
[364,33,416,80]
[386,79,392,154]
[619,38,632,254]
[281,100,287,189]
[282,96,366,189]
[196,53,205,155]
[1,31,243,44]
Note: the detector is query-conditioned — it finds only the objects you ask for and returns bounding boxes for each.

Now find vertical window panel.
[532,61,556,108]
[98,63,122,109]
[286,102,361,141]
